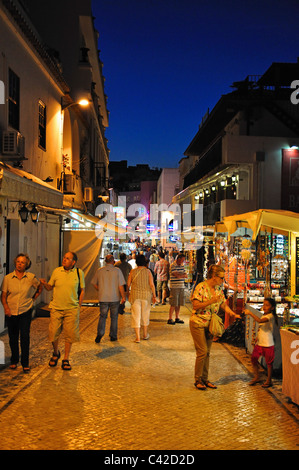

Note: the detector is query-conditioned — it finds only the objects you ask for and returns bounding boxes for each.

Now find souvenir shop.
[214,209,299,404]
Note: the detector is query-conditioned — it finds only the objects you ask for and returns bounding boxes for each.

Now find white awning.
[36,206,127,236]
[0,162,63,208]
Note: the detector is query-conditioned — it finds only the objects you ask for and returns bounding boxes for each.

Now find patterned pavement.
[0,299,298,451]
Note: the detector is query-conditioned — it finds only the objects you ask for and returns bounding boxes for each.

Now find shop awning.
[37,205,127,236]
[0,162,63,208]
[215,209,299,240]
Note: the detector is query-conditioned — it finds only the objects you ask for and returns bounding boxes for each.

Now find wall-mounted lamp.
[61,97,91,111]
[30,205,39,223]
[18,203,29,223]
[18,203,40,223]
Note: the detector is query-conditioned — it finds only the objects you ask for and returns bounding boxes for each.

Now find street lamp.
[61,97,91,111]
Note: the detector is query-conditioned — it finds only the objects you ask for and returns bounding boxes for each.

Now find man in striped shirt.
[168,253,187,325]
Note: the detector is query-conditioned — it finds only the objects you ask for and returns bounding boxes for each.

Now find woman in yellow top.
[190,265,240,390]
[127,254,156,343]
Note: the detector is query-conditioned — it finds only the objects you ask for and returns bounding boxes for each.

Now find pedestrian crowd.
[0,249,275,390]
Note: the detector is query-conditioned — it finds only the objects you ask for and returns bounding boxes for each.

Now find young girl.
[245,298,278,388]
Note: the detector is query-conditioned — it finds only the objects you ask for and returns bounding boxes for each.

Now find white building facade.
[0,0,109,331]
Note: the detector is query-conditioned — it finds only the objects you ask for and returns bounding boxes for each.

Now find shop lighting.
[211,184,216,191]
[220,180,226,187]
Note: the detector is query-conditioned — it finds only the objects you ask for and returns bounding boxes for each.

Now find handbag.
[118,303,125,315]
[209,313,225,337]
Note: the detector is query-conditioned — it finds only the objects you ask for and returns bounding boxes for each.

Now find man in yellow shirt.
[40,252,85,370]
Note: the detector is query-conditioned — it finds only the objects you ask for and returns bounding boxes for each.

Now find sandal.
[49,351,60,367]
[61,359,72,371]
[23,367,30,373]
[194,380,207,390]
[203,380,217,389]
[248,378,260,386]
[262,381,272,388]
[9,364,18,370]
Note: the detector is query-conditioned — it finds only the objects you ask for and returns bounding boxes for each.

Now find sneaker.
[175,318,184,324]
[167,319,175,325]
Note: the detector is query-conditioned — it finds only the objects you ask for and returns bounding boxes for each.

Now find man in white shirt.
[92,254,126,343]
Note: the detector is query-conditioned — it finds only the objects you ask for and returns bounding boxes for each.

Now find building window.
[8,68,20,130]
[38,100,46,150]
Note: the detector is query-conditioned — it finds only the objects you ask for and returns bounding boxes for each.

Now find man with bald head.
[92,254,126,343]
[40,251,85,371]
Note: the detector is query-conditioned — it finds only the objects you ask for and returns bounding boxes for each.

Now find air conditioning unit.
[63,173,76,194]
[2,131,25,157]
[84,187,93,202]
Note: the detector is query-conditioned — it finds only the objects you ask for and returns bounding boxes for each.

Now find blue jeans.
[97,302,120,340]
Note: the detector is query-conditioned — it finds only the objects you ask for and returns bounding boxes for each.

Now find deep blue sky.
[92,0,299,169]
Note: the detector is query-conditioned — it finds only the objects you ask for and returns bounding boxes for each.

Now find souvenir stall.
[214,232,251,325]
[215,209,299,377]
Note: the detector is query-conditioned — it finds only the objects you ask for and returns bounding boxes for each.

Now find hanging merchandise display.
[214,209,299,381]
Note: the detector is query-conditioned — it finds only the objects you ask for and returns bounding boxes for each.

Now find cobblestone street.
[0,300,298,451]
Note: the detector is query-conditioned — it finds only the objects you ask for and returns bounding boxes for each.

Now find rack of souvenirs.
[213,227,299,341]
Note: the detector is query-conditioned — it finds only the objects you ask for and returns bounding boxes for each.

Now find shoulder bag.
[209,313,225,337]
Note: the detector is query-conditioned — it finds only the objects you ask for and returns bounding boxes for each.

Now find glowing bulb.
[78,99,89,107]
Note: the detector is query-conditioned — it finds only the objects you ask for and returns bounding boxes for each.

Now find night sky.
[92,0,299,169]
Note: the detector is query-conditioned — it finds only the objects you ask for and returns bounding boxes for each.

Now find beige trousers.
[189,320,213,383]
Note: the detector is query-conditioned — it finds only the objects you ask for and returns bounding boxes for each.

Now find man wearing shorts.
[167,253,187,325]
[40,252,85,370]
